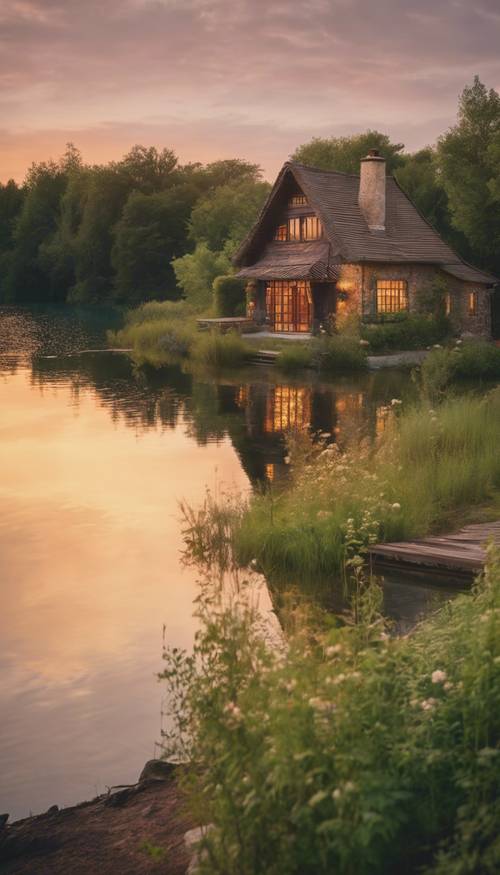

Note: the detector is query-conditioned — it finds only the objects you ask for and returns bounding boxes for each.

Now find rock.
[138,760,175,783]
[46,805,59,815]
[0,813,9,829]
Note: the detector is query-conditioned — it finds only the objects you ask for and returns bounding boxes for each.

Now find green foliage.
[0,179,24,299]
[228,390,500,578]
[437,76,500,274]
[313,335,367,373]
[191,331,252,370]
[213,275,246,316]
[276,343,313,372]
[4,157,73,303]
[172,243,232,311]
[111,186,196,303]
[292,130,405,174]
[189,180,270,251]
[161,544,500,874]
[421,342,500,397]
[361,314,450,352]
[109,300,196,364]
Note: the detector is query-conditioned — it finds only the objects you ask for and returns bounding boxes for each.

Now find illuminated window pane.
[444,293,451,316]
[302,216,322,240]
[288,218,301,240]
[289,195,307,206]
[376,280,409,314]
[274,224,287,241]
[468,291,478,316]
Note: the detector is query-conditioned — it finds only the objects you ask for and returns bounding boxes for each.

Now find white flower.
[332,788,342,800]
[223,702,242,724]
[433,344,443,349]
[391,502,401,512]
[431,669,447,684]
[390,398,403,406]
[325,644,343,657]
[420,697,438,711]
[250,558,258,569]
[317,510,333,521]
[284,455,290,464]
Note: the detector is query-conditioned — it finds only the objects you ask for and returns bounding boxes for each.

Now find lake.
[0,307,457,821]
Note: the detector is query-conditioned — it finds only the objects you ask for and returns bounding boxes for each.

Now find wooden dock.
[369,521,500,578]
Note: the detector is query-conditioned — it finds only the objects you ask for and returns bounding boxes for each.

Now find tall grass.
[161,545,500,874]
[421,341,500,398]
[225,390,500,578]
[109,299,252,369]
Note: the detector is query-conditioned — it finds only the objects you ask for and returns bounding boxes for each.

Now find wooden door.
[265,281,312,332]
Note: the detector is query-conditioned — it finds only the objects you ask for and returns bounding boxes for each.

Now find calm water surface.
[0,307,457,820]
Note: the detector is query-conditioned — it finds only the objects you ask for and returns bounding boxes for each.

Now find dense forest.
[0,77,499,309]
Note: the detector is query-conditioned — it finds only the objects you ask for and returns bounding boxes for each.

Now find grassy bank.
[421,341,500,397]
[185,389,500,579]
[108,300,253,369]
[161,544,500,875]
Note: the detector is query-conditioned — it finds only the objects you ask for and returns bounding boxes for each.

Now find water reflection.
[0,307,451,822]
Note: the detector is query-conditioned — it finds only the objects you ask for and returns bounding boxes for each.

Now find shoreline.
[0,763,192,875]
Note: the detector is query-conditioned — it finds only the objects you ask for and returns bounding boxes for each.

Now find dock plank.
[369,521,500,576]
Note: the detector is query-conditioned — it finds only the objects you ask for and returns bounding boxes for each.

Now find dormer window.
[274,215,323,242]
[289,194,307,207]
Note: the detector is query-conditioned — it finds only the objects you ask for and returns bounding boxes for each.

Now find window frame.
[376,279,409,315]
[468,290,478,317]
[273,214,323,242]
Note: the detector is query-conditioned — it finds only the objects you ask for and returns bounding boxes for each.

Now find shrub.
[276,343,313,372]
[161,544,500,875]
[213,274,246,316]
[421,341,500,397]
[313,334,367,373]
[361,314,450,352]
[191,330,252,369]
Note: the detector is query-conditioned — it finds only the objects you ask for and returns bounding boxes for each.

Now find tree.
[172,242,232,311]
[188,180,270,251]
[4,160,69,302]
[437,76,500,273]
[291,131,405,174]
[118,145,178,194]
[394,149,470,256]
[0,180,24,300]
[112,184,199,303]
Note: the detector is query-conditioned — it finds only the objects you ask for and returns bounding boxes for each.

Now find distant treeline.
[0,77,498,308]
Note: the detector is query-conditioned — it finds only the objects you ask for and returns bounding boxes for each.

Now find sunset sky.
[1,0,500,183]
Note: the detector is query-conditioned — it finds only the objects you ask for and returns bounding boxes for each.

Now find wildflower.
[325,644,343,657]
[431,669,447,684]
[391,502,401,512]
[390,398,403,406]
[250,558,258,569]
[317,510,333,520]
[308,697,334,713]
[332,788,342,800]
[433,344,443,349]
[284,455,290,464]
[223,702,243,725]
[455,339,463,345]
[420,697,438,711]
[344,781,356,793]
[443,681,454,692]
[333,673,346,685]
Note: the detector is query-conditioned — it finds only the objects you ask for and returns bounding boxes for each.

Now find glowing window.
[468,291,478,316]
[302,216,322,240]
[289,195,307,206]
[444,293,451,316]
[288,218,301,240]
[376,280,409,314]
[274,224,287,241]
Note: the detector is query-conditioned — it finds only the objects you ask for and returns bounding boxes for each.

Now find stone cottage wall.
[337,262,492,338]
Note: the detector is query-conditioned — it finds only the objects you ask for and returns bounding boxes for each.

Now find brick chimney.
[358,149,386,231]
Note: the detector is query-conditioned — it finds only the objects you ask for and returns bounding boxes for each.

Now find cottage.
[234,151,497,336]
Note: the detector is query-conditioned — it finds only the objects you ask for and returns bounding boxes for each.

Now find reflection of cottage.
[235,152,497,335]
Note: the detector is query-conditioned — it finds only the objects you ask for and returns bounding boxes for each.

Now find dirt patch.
[0,771,192,875]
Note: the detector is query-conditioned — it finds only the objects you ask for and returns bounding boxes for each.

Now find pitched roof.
[234,161,497,285]
[236,241,340,281]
